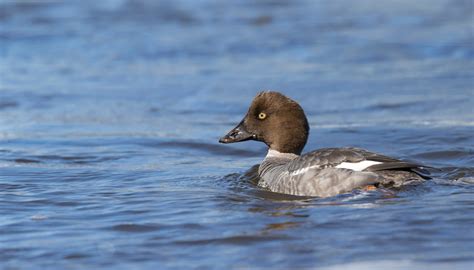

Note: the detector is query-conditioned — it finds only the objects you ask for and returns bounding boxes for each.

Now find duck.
[219,91,430,197]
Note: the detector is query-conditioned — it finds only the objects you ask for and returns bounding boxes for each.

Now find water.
[1,0,473,269]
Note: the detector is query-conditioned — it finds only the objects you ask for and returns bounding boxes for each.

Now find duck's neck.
[259,149,299,181]
[265,149,299,160]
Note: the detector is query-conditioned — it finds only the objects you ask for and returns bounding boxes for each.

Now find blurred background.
[1,0,473,134]
[0,1,473,269]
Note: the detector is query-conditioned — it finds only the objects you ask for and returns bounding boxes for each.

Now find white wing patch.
[335,160,382,171]
[289,160,382,176]
[290,165,319,176]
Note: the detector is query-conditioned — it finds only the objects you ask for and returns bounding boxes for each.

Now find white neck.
[266,149,299,160]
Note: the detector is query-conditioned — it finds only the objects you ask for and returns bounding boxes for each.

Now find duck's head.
[219,91,309,155]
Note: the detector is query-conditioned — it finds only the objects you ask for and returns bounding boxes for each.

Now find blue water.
[1,0,473,269]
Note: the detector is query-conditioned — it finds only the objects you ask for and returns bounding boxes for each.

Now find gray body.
[258,147,425,197]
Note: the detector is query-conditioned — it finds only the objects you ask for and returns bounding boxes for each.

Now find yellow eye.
[258,112,267,120]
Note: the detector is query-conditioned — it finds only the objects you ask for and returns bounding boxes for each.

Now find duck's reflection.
[263,221,302,232]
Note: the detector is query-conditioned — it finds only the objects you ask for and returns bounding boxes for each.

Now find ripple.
[64,253,90,260]
[142,140,262,157]
[174,234,293,246]
[368,100,422,110]
[31,214,48,221]
[12,158,41,164]
[109,223,161,233]
[413,150,473,160]
[437,167,474,181]
[0,100,18,110]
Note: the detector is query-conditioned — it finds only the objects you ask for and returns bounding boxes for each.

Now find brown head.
[219,91,309,155]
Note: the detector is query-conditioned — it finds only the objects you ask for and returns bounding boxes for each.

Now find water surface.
[1,1,473,269]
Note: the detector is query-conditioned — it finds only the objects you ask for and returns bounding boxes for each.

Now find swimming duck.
[219,91,429,197]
